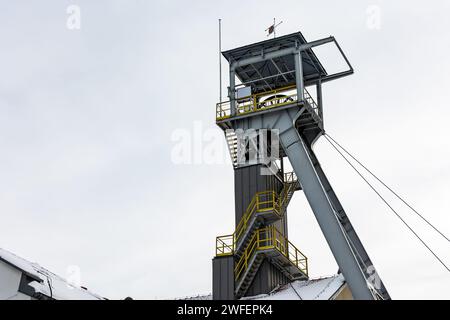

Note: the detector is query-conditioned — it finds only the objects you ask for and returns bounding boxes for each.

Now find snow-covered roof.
[179,274,347,300]
[243,274,346,300]
[0,248,104,300]
[177,293,212,300]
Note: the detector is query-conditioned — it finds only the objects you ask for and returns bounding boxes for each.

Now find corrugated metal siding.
[234,164,285,229]
[212,256,234,300]
[244,259,290,297]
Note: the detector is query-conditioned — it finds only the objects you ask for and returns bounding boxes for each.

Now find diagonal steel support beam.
[230,107,385,300]
[250,63,272,91]
[270,58,289,82]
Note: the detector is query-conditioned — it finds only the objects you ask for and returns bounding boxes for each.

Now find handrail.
[235,191,281,241]
[215,172,298,256]
[216,84,319,121]
[215,191,281,256]
[280,172,298,208]
[304,87,319,115]
[234,226,308,281]
[216,235,234,256]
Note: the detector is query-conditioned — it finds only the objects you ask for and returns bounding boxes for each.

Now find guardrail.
[215,172,299,257]
[216,235,234,256]
[216,85,319,121]
[304,87,319,116]
[215,190,281,256]
[234,226,308,281]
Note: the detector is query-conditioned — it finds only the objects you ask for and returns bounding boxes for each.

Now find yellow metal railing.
[215,191,281,257]
[215,172,298,257]
[216,235,234,256]
[234,226,308,281]
[216,85,320,121]
[235,191,281,240]
[216,85,298,121]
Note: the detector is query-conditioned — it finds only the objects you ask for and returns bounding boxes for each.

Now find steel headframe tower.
[212,31,390,300]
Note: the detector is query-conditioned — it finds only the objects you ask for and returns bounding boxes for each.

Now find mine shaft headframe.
[222,31,354,117]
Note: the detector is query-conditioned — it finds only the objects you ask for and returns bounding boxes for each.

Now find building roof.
[242,274,346,300]
[179,274,346,300]
[0,248,104,300]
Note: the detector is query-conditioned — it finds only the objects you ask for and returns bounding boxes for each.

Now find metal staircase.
[215,171,308,298]
[216,172,299,257]
[225,130,238,168]
[234,226,308,298]
[297,88,323,131]
[235,173,298,257]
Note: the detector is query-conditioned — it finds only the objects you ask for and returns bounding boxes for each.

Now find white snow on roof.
[177,293,212,300]
[0,248,104,300]
[179,274,346,300]
[243,274,346,300]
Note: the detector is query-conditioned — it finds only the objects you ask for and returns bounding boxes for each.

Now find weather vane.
[266,18,283,38]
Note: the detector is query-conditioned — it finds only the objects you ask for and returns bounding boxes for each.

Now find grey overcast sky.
[1,0,449,299]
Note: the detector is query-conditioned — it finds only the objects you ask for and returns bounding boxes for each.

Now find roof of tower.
[222,31,328,93]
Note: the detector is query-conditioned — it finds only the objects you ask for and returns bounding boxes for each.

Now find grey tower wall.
[235,164,289,297]
[234,164,287,236]
[212,256,234,300]
[212,163,291,300]
[245,259,291,297]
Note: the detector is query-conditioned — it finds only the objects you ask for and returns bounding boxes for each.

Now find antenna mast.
[218,19,222,103]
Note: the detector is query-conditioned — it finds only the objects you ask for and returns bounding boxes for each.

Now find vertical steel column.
[229,66,236,116]
[316,79,323,123]
[294,51,304,102]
